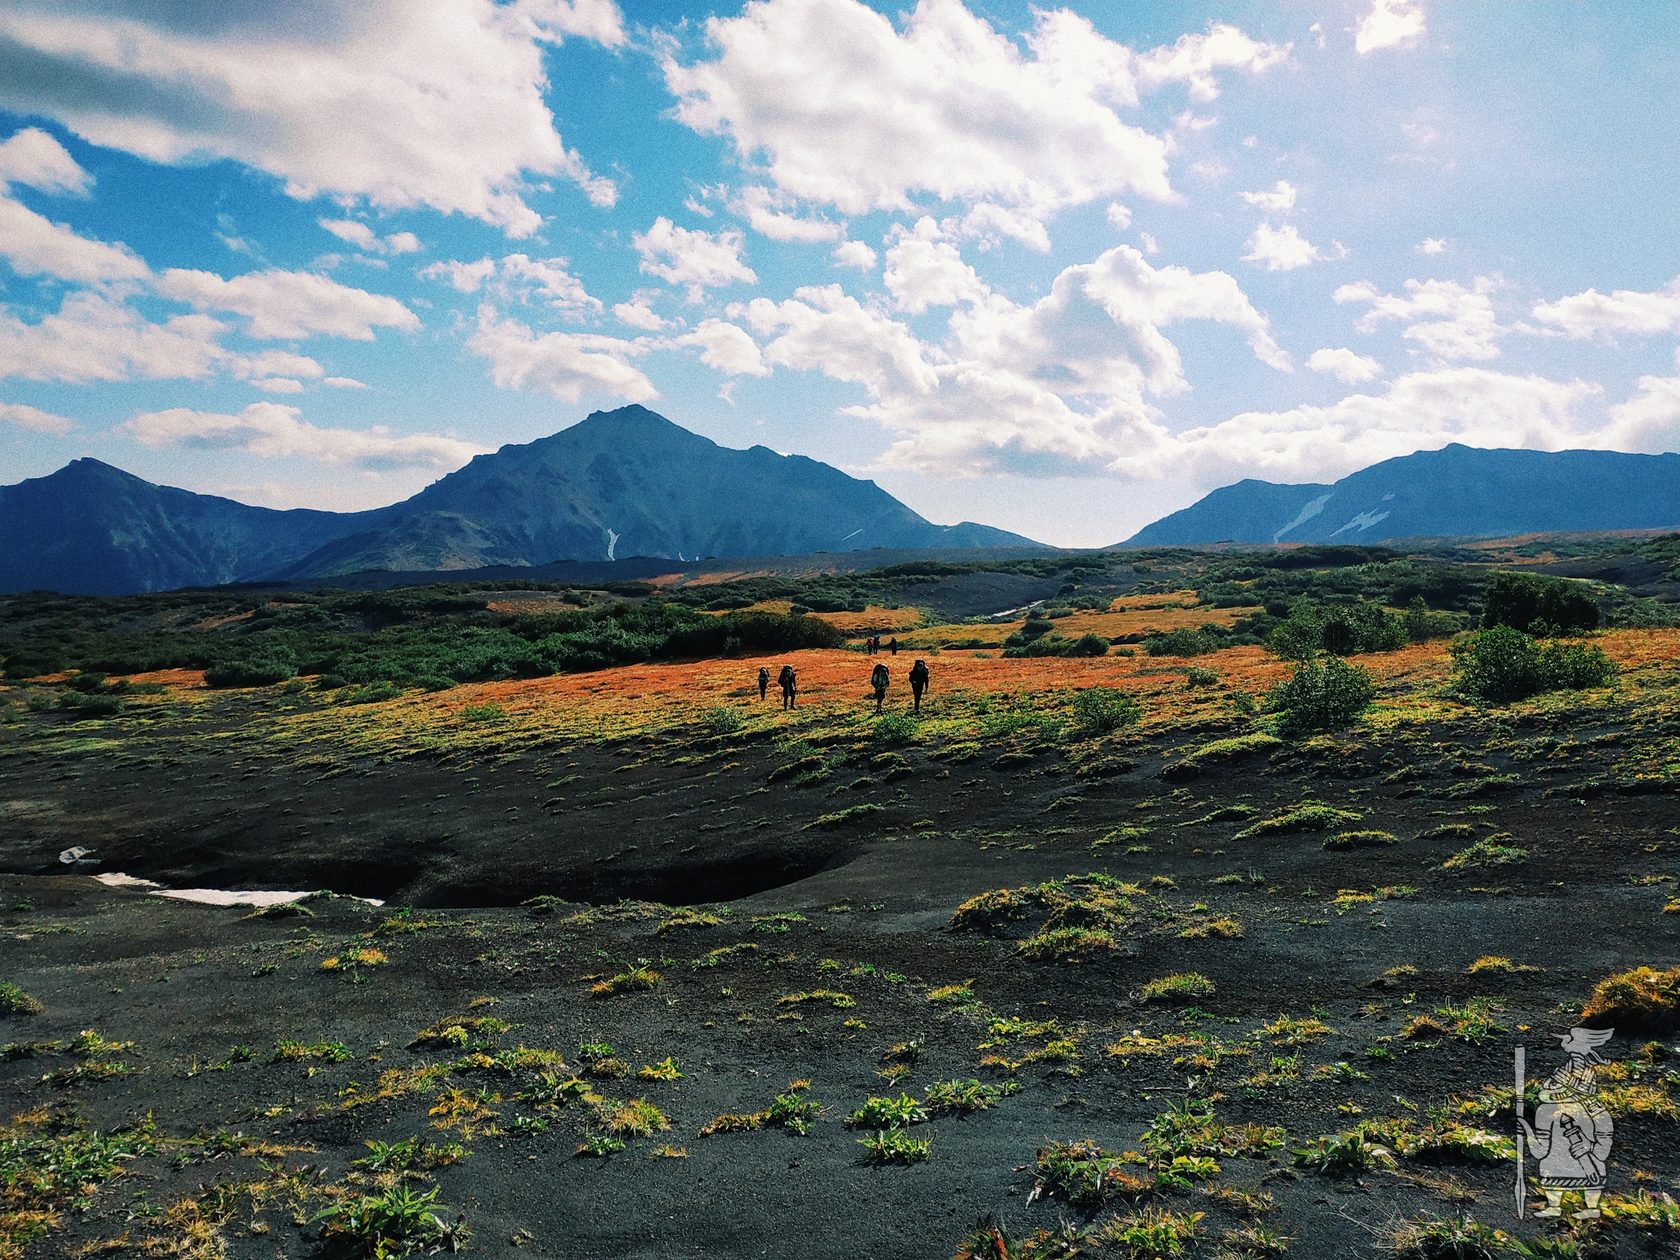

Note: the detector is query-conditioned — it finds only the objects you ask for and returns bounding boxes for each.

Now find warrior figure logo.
[1515,1026,1615,1219]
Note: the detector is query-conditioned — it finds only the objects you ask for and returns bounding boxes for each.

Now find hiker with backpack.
[757,666,770,701]
[778,664,798,710]
[870,661,890,714]
[908,658,930,713]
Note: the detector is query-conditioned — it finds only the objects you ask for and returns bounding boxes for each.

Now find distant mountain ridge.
[0,405,1041,595]
[1124,445,1680,546]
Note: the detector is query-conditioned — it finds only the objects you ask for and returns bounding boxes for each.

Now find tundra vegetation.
[1,535,1677,1258]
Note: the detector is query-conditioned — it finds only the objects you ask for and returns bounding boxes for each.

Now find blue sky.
[1,0,1676,546]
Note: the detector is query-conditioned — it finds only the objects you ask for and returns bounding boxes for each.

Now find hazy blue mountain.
[1124,445,1680,546]
[0,406,1040,594]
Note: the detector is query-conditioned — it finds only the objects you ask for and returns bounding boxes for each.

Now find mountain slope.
[1125,445,1680,546]
[0,460,363,596]
[288,405,1033,575]
[0,406,1041,595]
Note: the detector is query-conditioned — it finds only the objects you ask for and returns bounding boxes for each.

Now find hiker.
[888,637,899,656]
[870,662,890,713]
[757,666,770,701]
[909,658,929,713]
[778,664,797,710]
[865,635,877,655]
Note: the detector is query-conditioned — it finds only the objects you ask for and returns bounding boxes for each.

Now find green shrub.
[315,1183,467,1255]
[204,652,297,687]
[0,982,42,1016]
[1142,627,1223,657]
[460,703,505,723]
[1071,687,1142,735]
[1449,626,1617,703]
[1268,657,1375,734]
[1270,600,1407,659]
[1185,666,1219,688]
[697,706,744,735]
[1139,972,1215,1004]
[1481,570,1599,634]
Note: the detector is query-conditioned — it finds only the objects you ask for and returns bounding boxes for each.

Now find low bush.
[1142,627,1224,657]
[1268,657,1375,734]
[1449,625,1616,703]
[1481,570,1600,634]
[1581,966,1680,1033]
[1071,687,1142,736]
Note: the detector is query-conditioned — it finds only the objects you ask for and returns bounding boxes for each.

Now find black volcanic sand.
[2,695,1679,1258]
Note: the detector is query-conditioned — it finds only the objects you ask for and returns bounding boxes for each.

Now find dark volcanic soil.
[1,685,1678,1259]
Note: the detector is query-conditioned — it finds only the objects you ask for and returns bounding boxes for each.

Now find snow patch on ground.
[1330,508,1392,536]
[92,872,382,907]
[1272,493,1333,543]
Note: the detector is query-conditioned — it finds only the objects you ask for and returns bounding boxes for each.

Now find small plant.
[1290,1131,1396,1178]
[274,1039,351,1063]
[767,1083,823,1135]
[0,982,43,1016]
[847,1093,928,1129]
[637,1057,683,1082]
[1185,666,1219,689]
[1033,1139,1137,1209]
[590,962,663,998]
[1234,802,1361,840]
[1324,829,1398,850]
[1071,686,1143,735]
[1139,973,1215,1004]
[576,1134,626,1157]
[858,1127,932,1165]
[1581,965,1680,1033]
[1088,1207,1204,1255]
[320,947,388,973]
[1440,837,1529,872]
[596,1098,669,1138]
[698,705,744,735]
[460,703,505,723]
[1385,1213,1510,1260]
[924,1078,1017,1116]
[315,1183,467,1256]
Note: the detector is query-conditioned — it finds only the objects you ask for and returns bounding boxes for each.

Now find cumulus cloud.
[1355,0,1427,55]
[154,268,420,341]
[612,299,667,331]
[730,185,844,243]
[1308,347,1384,384]
[1530,274,1680,342]
[674,319,770,377]
[319,218,421,256]
[1242,222,1344,272]
[667,0,1284,237]
[633,217,756,300]
[1336,276,1504,361]
[1112,368,1600,486]
[0,193,151,284]
[0,126,91,195]
[832,240,878,270]
[120,402,483,470]
[1416,237,1447,255]
[1135,22,1291,101]
[1601,371,1680,452]
[467,305,657,402]
[0,0,624,235]
[0,292,227,384]
[0,400,73,433]
[421,253,602,315]
[746,245,1288,476]
[882,219,989,314]
[1240,180,1297,215]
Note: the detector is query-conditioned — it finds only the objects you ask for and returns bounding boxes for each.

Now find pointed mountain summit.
[0,406,1041,595]
[1123,445,1680,546]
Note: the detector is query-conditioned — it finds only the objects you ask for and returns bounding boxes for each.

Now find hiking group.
[756,656,930,714]
[864,635,899,656]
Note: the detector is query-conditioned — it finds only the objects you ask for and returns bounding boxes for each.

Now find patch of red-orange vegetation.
[112,668,208,689]
[643,573,690,588]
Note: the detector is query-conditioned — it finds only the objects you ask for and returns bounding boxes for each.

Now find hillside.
[1125,445,1680,546]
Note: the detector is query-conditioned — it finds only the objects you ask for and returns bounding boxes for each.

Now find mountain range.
[0,405,1037,595]
[1123,445,1680,547]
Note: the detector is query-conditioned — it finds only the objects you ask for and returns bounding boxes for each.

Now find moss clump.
[1581,966,1680,1033]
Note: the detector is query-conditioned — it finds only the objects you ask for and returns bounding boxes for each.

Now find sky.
[0,0,1676,547]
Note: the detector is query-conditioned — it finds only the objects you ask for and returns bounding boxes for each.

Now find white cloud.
[1113,368,1600,485]
[155,268,421,341]
[1135,22,1291,102]
[0,292,228,384]
[612,299,667,331]
[0,401,73,433]
[1355,0,1427,55]
[667,0,1196,229]
[1242,222,1342,272]
[120,402,483,470]
[251,377,306,395]
[730,185,844,243]
[0,0,624,235]
[1336,275,1504,361]
[746,245,1288,477]
[1105,202,1132,230]
[319,218,421,256]
[419,258,499,293]
[0,127,91,195]
[831,240,878,270]
[0,193,151,284]
[467,305,657,402]
[882,219,988,314]
[675,319,770,377]
[633,217,756,300]
[1240,180,1297,215]
[1307,347,1384,384]
[1415,237,1447,255]
[1530,275,1680,342]
[324,376,366,389]
[1601,372,1680,452]
[745,284,940,400]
